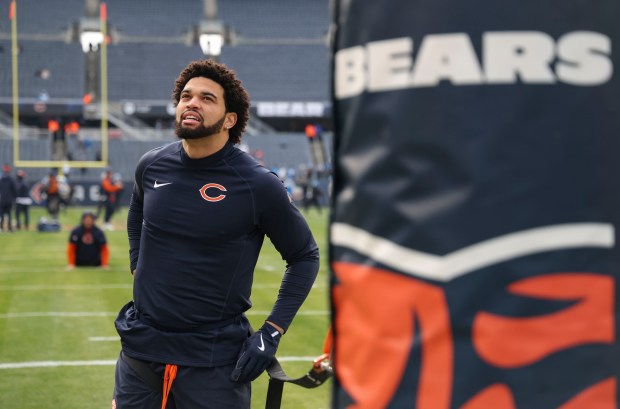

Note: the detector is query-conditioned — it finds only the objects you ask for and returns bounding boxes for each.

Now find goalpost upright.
[10,0,110,170]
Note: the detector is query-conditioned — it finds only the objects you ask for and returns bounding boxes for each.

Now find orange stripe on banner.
[9,1,15,20]
[473,273,614,368]
[332,262,453,409]
[558,377,617,409]
[460,384,516,409]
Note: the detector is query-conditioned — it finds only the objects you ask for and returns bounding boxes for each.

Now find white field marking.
[0,312,117,318]
[0,284,132,291]
[0,356,320,370]
[246,310,328,316]
[0,360,117,369]
[252,282,326,289]
[0,268,72,275]
[0,283,324,291]
[263,265,276,272]
[331,222,614,282]
[0,254,65,261]
[0,310,328,319]
[88,336,120,342]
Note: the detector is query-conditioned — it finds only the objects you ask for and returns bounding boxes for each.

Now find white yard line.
[0,268,71,275]
[88,336,120,342]
[0,312,118,318]
[0,284,132,291]
[0,356,320,369]
[0,310,328,319]
[0,283,324,290]
[0,360,117,369]
[248,310,329,316]
[252,283,326,289]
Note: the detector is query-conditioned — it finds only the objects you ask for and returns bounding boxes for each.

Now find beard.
[175,112,227,140]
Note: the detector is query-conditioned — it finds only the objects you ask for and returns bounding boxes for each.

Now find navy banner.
[330,1,620,408]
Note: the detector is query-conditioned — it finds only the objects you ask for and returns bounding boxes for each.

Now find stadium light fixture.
[80,30,104,53]
[198,20,224,57]
[199,33,223,57]
[78,15,104,53]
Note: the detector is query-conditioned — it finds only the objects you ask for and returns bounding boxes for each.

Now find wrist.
[263,321,283,340]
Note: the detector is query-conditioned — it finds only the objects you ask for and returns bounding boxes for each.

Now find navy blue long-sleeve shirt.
[116,141,319,366]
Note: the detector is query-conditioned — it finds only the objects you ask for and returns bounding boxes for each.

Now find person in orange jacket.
[101,170,124,230]
[67,212,109,270]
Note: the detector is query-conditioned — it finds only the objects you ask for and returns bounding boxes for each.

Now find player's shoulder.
[139,141,181,164]
[93,226,107,238]
[225,146,271,176]
[135,141,182,176]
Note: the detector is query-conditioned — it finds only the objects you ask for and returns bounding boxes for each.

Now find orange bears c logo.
[199,183,227,202]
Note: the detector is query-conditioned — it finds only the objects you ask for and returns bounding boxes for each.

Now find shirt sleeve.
[127,159,146,272]
[68,228,80,244]
[256,172,320,331]
[67,243,77,265]
[100,244,109,267]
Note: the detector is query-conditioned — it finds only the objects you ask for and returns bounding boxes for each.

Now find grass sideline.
[0,205,331,409]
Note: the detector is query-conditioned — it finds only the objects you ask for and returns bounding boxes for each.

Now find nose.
[186,96,200,109]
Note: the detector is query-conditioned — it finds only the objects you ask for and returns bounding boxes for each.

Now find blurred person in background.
[0,164,16,232]
[101,169,124,230]
[15,170,32,231]
[66,211,109,270]
[44,172,61,220]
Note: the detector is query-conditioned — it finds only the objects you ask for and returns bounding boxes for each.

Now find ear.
[225,112,237,130]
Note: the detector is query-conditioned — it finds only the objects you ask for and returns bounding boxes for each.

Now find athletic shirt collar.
[179,141,235,168]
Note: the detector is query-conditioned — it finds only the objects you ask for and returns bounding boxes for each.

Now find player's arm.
[100,244,110,269]
[231,172,319,383]
[67,228,78,270]
[258,172,320,332]
[98,230,109,269]
[127,160,146,275]
[67,243,77,270]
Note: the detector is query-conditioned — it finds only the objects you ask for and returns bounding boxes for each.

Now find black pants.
[104,202,116,223]
[47,195,60,219]
[15,204,29,230]
[113,352,251,409]
[0,203,13,231]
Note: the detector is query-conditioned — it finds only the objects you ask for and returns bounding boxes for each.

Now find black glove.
[230,322,282,382]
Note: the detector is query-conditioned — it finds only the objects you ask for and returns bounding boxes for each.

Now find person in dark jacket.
[0,164,16,232]
[66,211,109,269]
[112,59,320,409]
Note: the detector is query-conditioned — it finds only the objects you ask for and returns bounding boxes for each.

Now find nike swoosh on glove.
[230,322,282,383]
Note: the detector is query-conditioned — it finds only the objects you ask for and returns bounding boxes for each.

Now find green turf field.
[0,205,331,409]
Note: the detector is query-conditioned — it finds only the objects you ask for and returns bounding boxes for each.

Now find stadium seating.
[0,132,324,183]
[0,0,330,104]
[0,0,331,179]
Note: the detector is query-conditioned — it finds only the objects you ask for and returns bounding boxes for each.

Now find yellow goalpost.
[10,0,109,170]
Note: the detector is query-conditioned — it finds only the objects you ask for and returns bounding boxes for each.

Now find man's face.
[175,77,228,140]
[82,215,94,229]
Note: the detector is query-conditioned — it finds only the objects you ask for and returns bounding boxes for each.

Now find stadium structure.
[0,0,332,206]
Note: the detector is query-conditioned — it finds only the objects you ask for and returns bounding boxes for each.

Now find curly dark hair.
[172,59,250,144]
